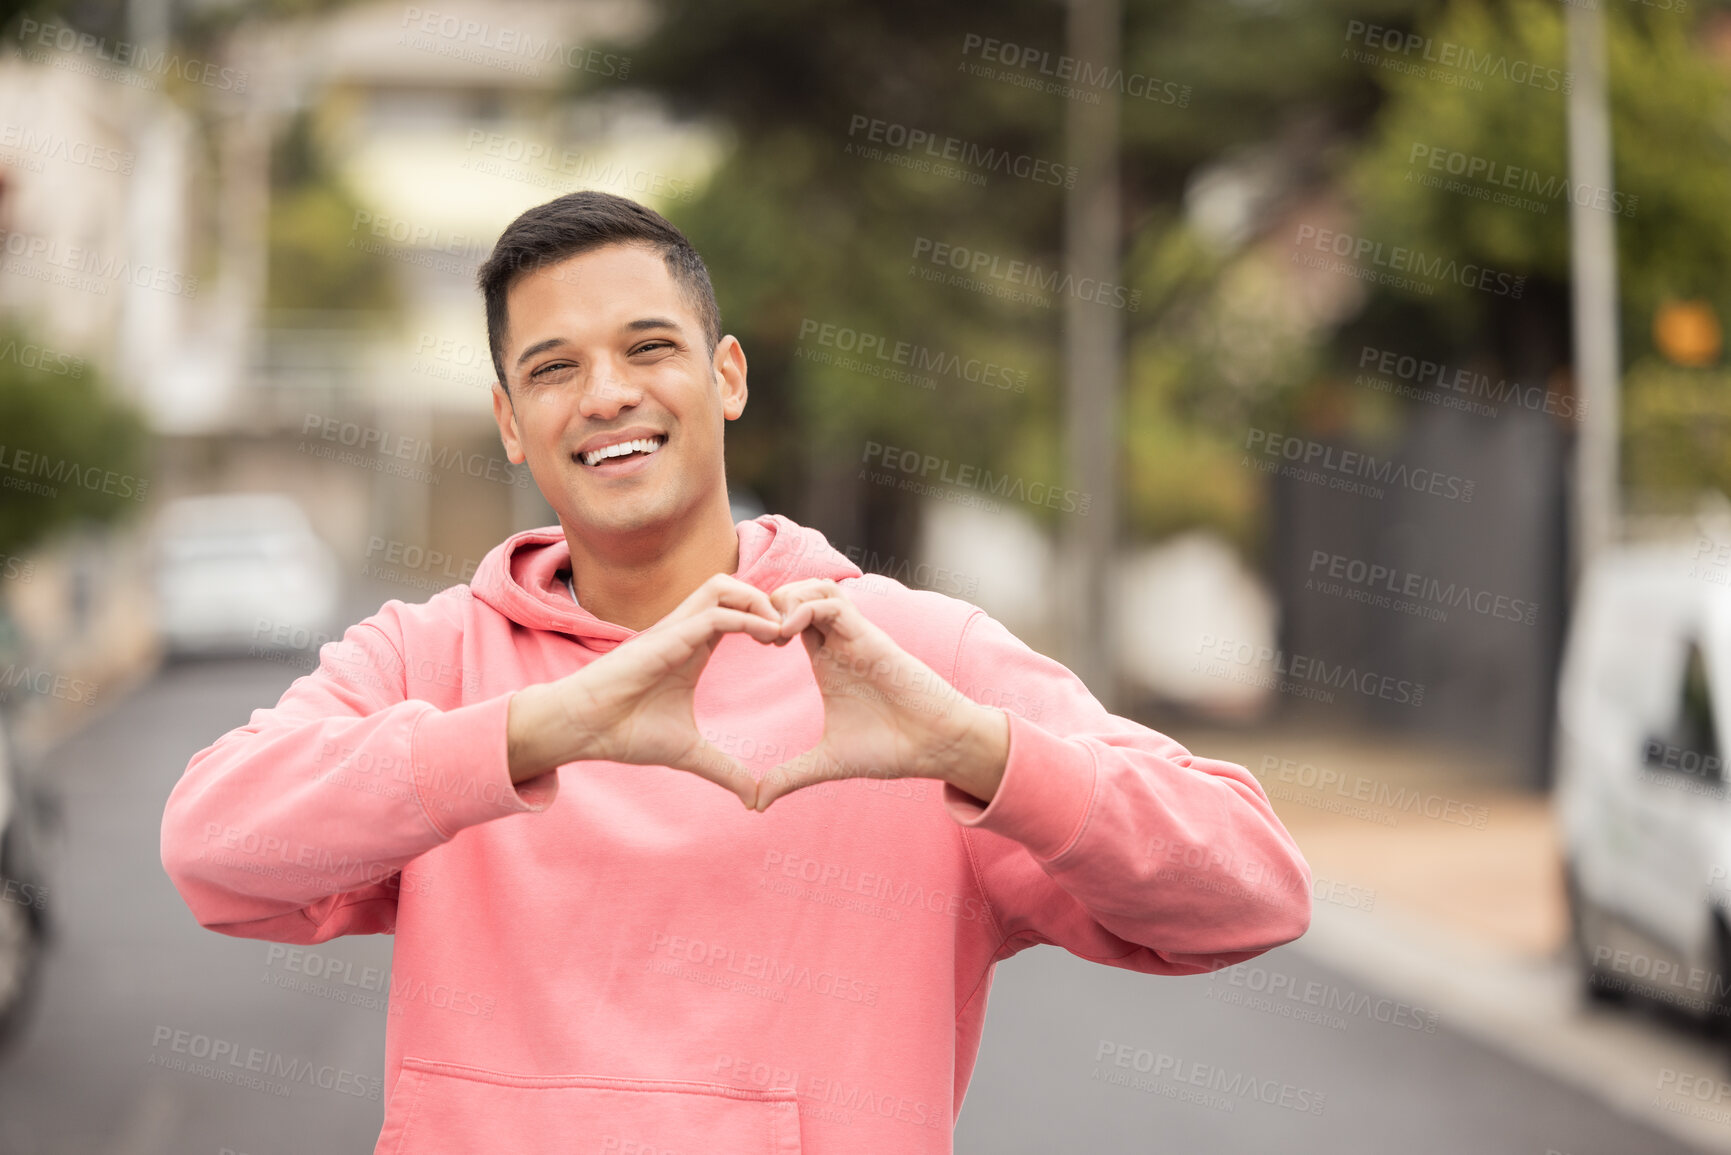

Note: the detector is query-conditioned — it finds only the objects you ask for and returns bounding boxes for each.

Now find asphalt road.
[0,655,1712,1155]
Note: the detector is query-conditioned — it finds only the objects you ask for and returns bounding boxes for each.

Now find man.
[161,191,1311,1155]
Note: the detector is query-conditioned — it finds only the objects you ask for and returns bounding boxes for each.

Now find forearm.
[506,678,596,784]
[938,702,1010,805]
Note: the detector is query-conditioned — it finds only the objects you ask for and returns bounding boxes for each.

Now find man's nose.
[579,364,641,416]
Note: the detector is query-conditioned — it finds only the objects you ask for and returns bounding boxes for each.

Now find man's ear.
[491,382,526,464]
[714,335,748,420]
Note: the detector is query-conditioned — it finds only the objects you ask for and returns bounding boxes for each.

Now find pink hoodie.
[160,513,1311,1154]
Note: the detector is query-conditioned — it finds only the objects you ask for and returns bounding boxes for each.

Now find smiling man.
[161,191,1312,1155]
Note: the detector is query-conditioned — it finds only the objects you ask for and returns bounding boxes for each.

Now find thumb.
[668,738,760,810]
[754,743,843,812]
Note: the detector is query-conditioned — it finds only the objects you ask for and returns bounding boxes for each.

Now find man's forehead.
[509,247,688,326]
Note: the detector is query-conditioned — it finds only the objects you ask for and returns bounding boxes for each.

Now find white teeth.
[581,436,664,467]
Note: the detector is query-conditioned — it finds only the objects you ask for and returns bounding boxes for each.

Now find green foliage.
[0,330,150,558]
[266,110,400,316]
[1624,358,1731,497]
[1351,0,1731,346]
[267,180,401,314]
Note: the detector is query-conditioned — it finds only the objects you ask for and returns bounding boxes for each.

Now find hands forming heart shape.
[507,573,1009,812]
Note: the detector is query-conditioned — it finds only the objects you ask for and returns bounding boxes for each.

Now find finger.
[755,745,857,811]
[670,573,780,627]
[668,738,760,809]
[777,595,863,645]
[669,605,791,652]
[767,579,844,624]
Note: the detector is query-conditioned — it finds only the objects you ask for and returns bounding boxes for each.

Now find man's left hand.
[752,579,1009,812]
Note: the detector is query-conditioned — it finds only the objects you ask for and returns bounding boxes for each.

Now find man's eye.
[532,361,574,378]
[634,341,673,354]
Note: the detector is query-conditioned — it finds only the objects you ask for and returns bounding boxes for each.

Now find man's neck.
[563,502,742,632]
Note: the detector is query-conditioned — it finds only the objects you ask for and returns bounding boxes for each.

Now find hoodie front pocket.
[379,1057,803,1155]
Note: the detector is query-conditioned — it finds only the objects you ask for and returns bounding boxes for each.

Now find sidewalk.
[1181,723,1731,1155]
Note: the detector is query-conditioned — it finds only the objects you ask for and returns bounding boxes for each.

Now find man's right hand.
[505,573,788,807]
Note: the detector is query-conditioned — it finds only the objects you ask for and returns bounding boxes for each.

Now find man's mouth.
[578,434,667,468]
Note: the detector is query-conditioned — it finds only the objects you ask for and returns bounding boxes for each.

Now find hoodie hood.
[467,513,863,648]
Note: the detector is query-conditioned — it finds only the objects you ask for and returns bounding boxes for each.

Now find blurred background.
[0,0,1728,1150]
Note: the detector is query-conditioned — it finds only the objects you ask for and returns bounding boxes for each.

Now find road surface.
[0,656,1711,1155]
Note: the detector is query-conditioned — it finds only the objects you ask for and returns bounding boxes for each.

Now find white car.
[1555,535,1731,1024]
[151,493,341,657]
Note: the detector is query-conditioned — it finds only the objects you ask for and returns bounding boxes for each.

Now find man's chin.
[560,491,683,540]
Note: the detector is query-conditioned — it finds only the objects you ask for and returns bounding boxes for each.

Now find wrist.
[940,703,1010,804]
[507,680,596,784]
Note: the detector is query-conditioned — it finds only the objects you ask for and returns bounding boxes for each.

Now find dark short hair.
[477,191,721,389]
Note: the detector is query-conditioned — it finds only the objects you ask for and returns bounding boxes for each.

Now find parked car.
[150,493,341,657]
[0,710,47,1049]
[1555,536,1731,1027]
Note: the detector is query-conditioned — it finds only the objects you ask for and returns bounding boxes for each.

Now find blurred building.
[2,0,724,616]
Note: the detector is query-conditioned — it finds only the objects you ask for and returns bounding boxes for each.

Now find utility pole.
[1059,0,1123,711]
[1565,1,1621,579]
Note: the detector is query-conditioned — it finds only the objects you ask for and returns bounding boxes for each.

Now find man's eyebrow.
[514,337,567,369]
[513,320,683,369]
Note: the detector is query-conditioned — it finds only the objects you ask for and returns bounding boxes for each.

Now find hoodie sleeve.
[941,608,1311,975]
[159,615,558,944]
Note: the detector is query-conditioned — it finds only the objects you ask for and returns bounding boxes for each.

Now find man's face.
[491,242,746,540]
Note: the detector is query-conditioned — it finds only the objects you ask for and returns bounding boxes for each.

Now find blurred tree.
[1346,0,1731,505]
[614,0,1435,559]
[0,331,149,558]
[265,109,401,317]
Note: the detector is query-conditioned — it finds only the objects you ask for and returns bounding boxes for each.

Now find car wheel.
[1564,863,1627,1004]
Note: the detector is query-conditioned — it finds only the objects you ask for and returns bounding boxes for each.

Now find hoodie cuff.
[411,693,559,840]
[941,710,1097,861]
